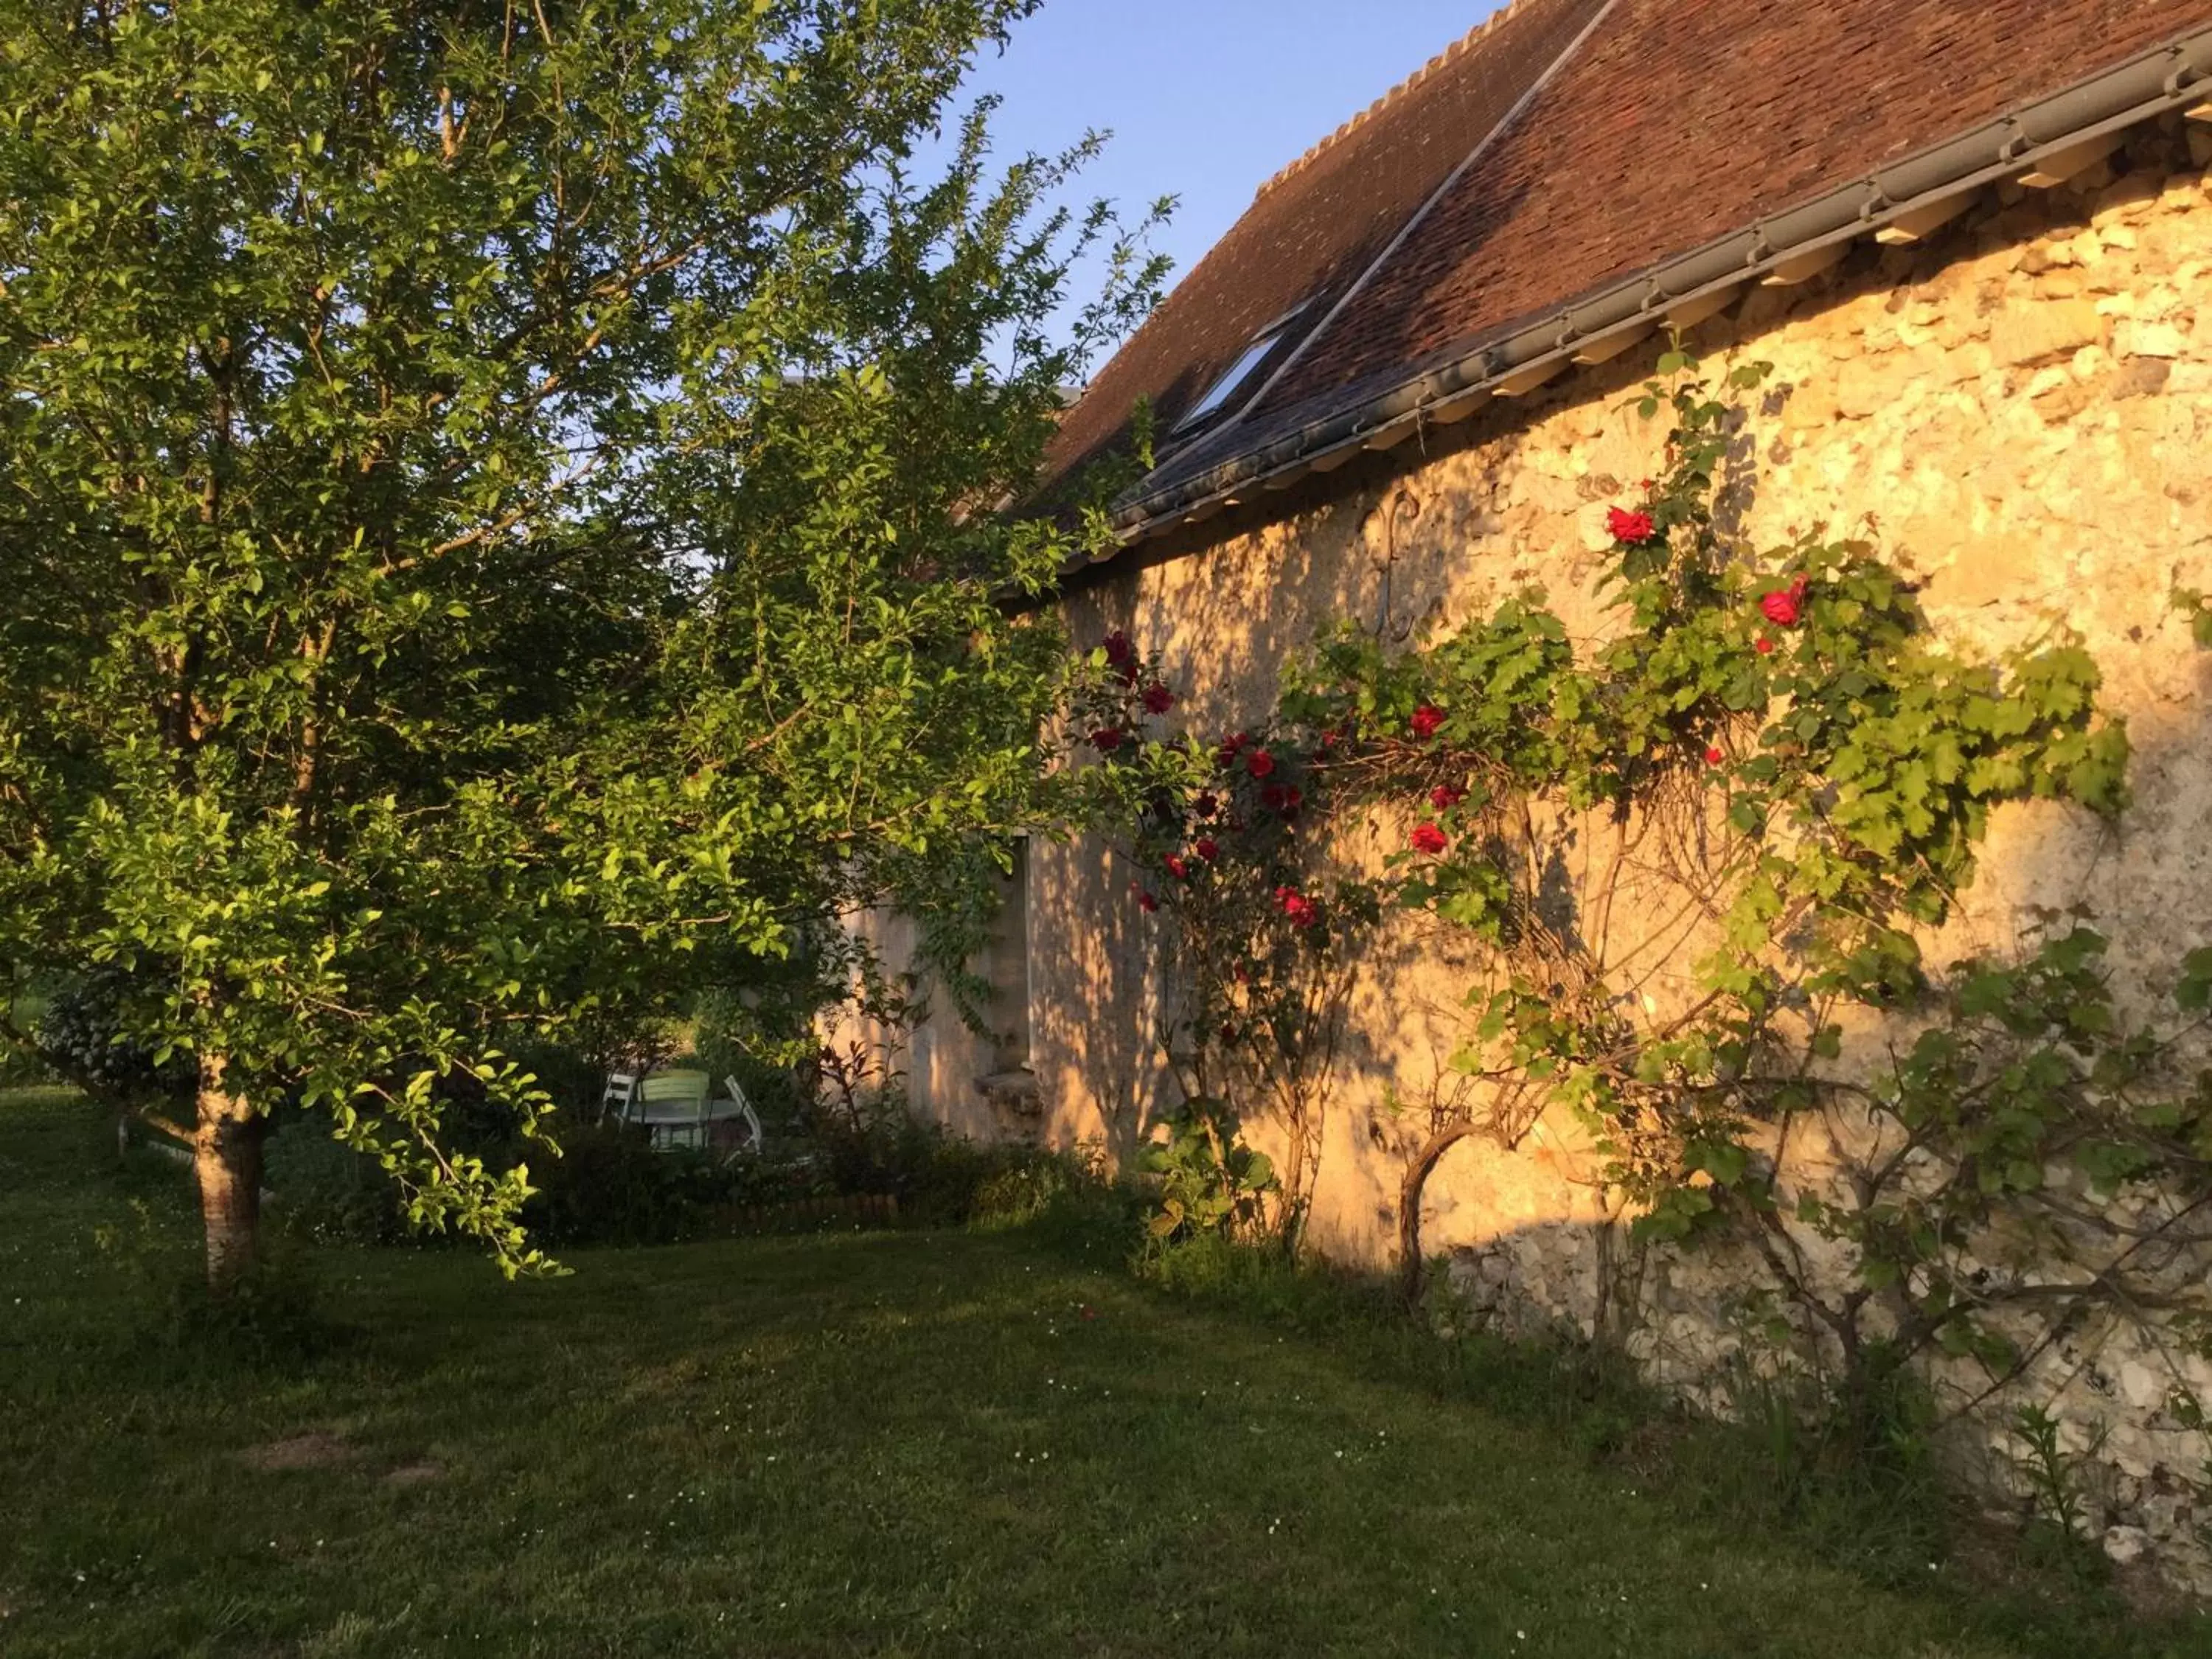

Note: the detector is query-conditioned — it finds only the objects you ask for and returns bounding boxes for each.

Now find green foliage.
[1273,350,2148,1380]
[1072,638,1383,1241]
[1141,1096,1276,1245]
[520,1113,810,1246]
[264,1113,411,1246]
[32,967,196,1105]
[2006,1404,2114,1584]
[1092,341,2207,1452]
[1779,927,2212,1377]
[0,0,1166,1276]
[2171,585,2212,650]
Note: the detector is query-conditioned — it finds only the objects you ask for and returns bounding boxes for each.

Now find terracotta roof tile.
[1094,0,2212,521]
[1262,0,2212,417]
[1041,0,1612,492]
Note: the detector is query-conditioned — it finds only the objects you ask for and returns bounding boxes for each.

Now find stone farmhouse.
[857,0,2212,1587]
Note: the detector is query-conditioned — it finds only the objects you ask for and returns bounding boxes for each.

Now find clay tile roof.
[1085,0,2212,526]
[1267,0,2212,417]
[1040,0,1613,493]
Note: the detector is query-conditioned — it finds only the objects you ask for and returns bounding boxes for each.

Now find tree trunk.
[194,1054,265,1291]
[1399,1123,1477,1304]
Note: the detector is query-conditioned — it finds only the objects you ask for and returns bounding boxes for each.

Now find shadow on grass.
[1005,1202,2208,1654]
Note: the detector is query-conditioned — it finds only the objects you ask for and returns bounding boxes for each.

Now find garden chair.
[599,1071,641,1127]
[635,1069,714,1151]
[706,1074,765,1164]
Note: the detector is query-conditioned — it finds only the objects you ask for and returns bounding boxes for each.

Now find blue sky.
[959,1,1503,335]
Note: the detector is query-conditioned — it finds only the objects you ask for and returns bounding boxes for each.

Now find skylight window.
[1172,330,1284,434]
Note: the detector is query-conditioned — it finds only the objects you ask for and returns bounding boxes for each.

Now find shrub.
[522,1115,714,1247]
[265,1115,409,1247]
[520,1110,832,1247]
[34,970,194,1103]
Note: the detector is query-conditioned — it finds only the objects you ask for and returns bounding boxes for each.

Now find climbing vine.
[1075,634,1381,1245]
[1082,347,2212,1433]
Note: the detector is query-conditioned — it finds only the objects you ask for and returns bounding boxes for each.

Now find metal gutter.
[1096,25,2212,558]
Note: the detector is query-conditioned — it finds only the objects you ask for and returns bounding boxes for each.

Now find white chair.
[599,1071,641,1127]
[703,1074,765,1164]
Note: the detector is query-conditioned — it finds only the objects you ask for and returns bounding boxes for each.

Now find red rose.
[1704,745,1725,767]
[1166,855,1190,880]
[1245,749,1276,780]
[1755,637,1776,657]
[1091,727,1125,752]
[1759,575,1809,629]
[1411,705,1445,740]
[1280,785,1304,817]
[1137,891,1159,914]
[1102,630,1135,667]
[1194,837,1220,863]
[1261,782,1286,811]
[1430,784,1466,811]
[1607,507,1657,545]
[1284,894,1319,929]
[1142,683,1175,714]
[1411,821,1450,856]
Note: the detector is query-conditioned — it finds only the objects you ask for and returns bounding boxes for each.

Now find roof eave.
[1081,23,2212,567]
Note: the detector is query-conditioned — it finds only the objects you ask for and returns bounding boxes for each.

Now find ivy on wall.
[1079,348,2212,1441]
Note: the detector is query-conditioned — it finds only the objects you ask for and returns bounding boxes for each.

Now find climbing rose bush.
[1082,347,2172,1436]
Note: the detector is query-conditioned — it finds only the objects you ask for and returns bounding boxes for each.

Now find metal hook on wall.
[1370,483,1424,642]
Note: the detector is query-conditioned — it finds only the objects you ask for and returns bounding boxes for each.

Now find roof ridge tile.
[1254,1,1532,202]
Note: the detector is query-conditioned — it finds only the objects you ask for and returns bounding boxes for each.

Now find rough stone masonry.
[856,112,2212,1593]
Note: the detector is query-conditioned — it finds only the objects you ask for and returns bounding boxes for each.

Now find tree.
[0,0,1164,1286]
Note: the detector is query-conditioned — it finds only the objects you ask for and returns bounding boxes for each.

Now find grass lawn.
[4,1087,2209,1658]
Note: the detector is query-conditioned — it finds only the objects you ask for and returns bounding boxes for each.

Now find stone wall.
[858,113,2212,1589]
